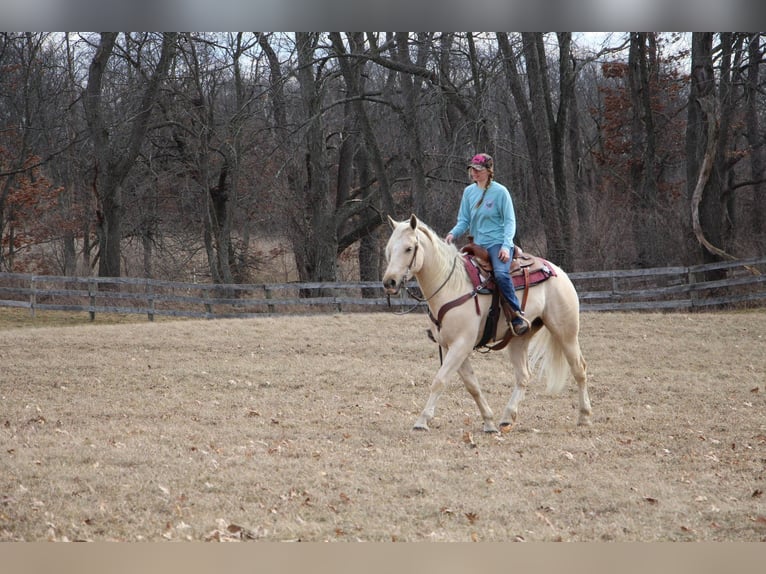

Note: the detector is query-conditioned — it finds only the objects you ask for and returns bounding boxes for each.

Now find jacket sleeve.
[449,187,472,238]
[500,186,517,252]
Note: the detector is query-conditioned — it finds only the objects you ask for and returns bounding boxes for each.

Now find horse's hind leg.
[499,338,531,428]
[547,317,592,426]
[457,358,498,433]
[565,338,591,426]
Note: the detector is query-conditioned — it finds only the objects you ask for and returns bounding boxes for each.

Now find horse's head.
[382,214,422,295]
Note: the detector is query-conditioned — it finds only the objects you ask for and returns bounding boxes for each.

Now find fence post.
[687,266,697,309]
[265,285,274,314]
[146,279,155,322]
[202,285,213,318]
[29,276,36,318]
[88,279,96,321]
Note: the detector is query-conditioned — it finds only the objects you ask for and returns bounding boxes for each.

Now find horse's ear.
[387,215,397,230]
[409,214,418,230]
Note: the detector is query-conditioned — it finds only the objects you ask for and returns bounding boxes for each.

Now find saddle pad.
[463,253,557,291]
[512,257,557,290]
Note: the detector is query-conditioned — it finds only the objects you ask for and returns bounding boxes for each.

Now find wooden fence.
[1,256,765,321]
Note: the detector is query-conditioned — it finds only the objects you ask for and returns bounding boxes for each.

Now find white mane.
[412,220,469,293]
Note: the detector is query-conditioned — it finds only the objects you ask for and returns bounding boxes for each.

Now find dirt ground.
[1,309,765,541]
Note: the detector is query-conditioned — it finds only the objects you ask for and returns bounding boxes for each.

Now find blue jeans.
[487,244,522,314]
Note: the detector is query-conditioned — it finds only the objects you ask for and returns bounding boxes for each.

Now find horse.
[382,214,591,432]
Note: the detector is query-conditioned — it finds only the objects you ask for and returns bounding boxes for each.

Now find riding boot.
[487,244,529,336]
[511,310,530,336]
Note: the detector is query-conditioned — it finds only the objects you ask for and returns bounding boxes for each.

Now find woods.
[1,32,765,285]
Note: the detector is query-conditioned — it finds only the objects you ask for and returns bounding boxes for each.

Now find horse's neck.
[415,247,467,302]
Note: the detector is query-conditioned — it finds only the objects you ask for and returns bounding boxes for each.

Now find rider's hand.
[445,233,454,244]
[499,247,510,263]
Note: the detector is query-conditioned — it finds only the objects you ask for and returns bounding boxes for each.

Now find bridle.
[388,230,459,312]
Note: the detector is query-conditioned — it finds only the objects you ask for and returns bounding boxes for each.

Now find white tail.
[528,326,570,394]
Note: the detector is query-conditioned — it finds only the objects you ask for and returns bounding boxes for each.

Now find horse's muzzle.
[382,277,400,295]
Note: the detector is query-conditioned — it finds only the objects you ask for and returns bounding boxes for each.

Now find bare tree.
[627,32,659,266]
[83,32,177,278]
[497,33,578,269]
[745,34,766,246]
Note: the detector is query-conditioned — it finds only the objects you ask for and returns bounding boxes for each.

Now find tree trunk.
[686,33,727,273]
[746,34,766,245]
[498,33,568,267]
[294,33,337,290]
[84,32,177,278]
[552,33,577,268]
[395,32,430,218]
[628,32,659,267]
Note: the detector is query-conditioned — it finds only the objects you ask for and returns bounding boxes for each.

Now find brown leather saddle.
[460,240,557,350]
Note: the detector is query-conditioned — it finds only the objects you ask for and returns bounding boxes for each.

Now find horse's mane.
[415,220,469,293]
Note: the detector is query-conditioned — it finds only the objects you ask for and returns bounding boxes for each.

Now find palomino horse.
[382,215,591,432]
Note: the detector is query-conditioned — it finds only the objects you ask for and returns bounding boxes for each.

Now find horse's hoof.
[483,425,499,434]
[412,425,429,431]
[498,422,516,433]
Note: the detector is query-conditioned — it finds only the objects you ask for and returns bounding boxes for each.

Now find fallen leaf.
[644,497,658,505]
[536,511,556,530]
[465,512,478,524]
[752,489,763,499]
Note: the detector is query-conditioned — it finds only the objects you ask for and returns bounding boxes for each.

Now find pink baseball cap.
[467,153,493,170]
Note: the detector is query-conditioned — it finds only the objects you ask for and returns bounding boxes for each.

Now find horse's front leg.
[457,358,498,433]
[413,339,473,431]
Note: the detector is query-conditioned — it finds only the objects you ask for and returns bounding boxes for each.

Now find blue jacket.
[448,180,516,252]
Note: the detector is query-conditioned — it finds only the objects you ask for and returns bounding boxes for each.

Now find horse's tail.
[528,326,569,395]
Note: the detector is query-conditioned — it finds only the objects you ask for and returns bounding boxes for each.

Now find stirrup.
[511,313,531,336]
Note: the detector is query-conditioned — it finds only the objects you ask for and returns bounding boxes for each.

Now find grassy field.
[1,308,765,541]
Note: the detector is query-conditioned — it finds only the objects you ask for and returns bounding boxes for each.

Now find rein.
[405,252,458,303]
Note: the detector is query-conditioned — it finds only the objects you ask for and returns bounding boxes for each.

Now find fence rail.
[1,256,765,321]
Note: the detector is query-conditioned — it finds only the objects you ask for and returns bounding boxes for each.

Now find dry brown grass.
[1,309,765,541]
